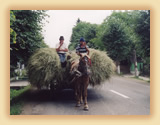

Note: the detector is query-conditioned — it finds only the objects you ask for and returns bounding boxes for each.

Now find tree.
[135,10,150,75]
[135,10,150,58]
[69,20,98,50]
[111,10,150,76]
[101,16,132,74]
[10,10,48,67]
[100,10,150,76]
[108,11,140,76]
[10,10,48,77]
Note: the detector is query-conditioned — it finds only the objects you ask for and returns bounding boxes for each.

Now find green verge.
[131,76,150,83]
[10,85,31,115]
[10,102,23,115]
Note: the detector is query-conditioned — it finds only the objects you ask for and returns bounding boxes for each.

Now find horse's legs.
[76,91,81,107]
[80,85,83,104]
[75,81,81,107]
[74,81,78,100]
[83,76,89,110]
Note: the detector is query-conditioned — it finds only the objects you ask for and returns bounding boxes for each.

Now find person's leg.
[59,54,66,67]
[58,54,63,63]
[61,54,66,63]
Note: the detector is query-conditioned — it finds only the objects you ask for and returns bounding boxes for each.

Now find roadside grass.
[10,102,23,115]
[132,76,143,80]
[131,76,150,83]
[10,85,31,115]
[114,73,150,83]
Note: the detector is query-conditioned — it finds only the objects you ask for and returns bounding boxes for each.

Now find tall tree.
[135,10,150,75]
[135,10,150,58]
[69,21,97,50]
[108,10,140,76]
[111,10,150,75]
[10,10,48,68]
[101,16,132,74]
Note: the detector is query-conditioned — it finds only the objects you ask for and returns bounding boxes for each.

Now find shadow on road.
[22,88,103,103]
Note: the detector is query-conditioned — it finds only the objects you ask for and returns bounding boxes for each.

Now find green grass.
[10,85,31,115]
[131,76,150,83]
[10,85,30,101]
[10,102,23,115]
[131,76,143,80]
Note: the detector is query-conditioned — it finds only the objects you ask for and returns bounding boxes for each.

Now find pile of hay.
[89,49,116,86]
[65,49,115,86]
[27,48,62,88]
[27,48,115,88]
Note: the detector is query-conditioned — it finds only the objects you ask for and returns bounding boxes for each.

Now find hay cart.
[27,48,115,93]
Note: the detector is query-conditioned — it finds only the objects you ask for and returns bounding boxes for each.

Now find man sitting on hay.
[56,36,68,67]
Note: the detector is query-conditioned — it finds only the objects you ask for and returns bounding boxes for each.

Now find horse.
[70,54,91,111]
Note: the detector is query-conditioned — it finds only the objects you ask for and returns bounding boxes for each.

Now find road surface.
[20,76,150,115]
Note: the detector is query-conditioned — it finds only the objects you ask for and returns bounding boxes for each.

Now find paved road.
[20,76,150,115]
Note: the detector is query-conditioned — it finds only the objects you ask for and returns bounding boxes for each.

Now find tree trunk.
[133,50,139,77]
[135,61,139,76]
[116,61,120,74]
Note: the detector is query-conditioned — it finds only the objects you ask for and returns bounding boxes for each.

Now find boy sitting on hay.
[76,37,91,72]
[70,38,91,76]
[76,37,90,57]
[56,36,68,67]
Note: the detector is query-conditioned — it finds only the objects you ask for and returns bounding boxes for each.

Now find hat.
[59,36,64,40]
[80,37,85,42]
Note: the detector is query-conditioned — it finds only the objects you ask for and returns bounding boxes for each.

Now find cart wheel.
[50,82,61,99]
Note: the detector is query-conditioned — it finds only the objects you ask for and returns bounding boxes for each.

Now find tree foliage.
[135,10,150,58]
[10,10,48,67]
[69,19,98,50]
[10,11,17,44]
[101,16,132,62]
[135,10,150,75]
[68,10,150,75]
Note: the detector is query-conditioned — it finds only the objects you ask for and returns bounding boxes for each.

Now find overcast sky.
[42,10,113,48]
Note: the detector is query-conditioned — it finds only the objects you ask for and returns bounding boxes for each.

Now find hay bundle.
[27,48,61,87]
[65,49,116,86]
[89,49,116,86]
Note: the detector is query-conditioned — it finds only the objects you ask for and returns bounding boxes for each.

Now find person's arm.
[58,43,68,52]
[56,43,63,52]
[77,52,82,57]
[76,46,82,57]
[59,48,68,52]
[85,46,90,55]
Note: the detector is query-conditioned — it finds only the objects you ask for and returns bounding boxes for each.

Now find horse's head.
[78,54,91,75]
[80,55,89,65]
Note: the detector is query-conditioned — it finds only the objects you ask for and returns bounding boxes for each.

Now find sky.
[42,10,113,48]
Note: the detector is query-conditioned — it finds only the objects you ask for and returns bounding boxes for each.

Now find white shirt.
[55,42,67,54]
